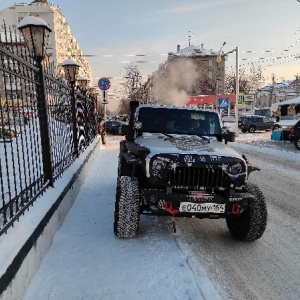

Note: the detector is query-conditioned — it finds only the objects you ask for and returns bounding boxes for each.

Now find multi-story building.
[0,0,92,82]
[142,43,225,105]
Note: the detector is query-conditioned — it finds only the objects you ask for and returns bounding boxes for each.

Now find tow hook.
[231,203,241,215]
[164,201,178,233]
[164,201,179,216]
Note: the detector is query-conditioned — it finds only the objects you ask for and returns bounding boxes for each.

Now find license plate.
[179,202,225,213]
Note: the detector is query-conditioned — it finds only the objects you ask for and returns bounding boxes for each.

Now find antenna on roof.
[187,31,194,46]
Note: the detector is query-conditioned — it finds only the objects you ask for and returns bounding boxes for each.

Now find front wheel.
[226,183,267,241]
[294,136,300,150]
[248,126,256,133]
[114,176,141,237]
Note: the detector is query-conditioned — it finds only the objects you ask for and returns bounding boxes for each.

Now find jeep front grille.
[169,166,231,189]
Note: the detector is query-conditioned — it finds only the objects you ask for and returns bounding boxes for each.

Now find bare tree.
[225,63,264,94]
[117,97,130,115]
[117,62,144,114]
[197,77,217,95]
[122,62,143,100]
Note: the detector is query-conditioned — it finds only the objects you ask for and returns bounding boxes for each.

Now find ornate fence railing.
[0,28,97,236]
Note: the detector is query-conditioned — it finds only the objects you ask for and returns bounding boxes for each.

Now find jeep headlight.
[152,158,164,171]
[228,162,243,175]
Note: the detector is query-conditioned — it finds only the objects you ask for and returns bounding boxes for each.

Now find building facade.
[0,0,92,82]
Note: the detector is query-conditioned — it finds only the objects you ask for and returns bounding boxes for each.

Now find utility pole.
[224,46,239,134]
[235,46,239,135]
[215,42,226,111]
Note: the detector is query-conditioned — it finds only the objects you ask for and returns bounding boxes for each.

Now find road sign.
[98,77,111,91]
[102,90,109,104]
[219,98,229,109]
[238,93,244,106]
[244,94,254,102]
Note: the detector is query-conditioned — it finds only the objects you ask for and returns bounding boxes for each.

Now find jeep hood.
[135,133,243,160]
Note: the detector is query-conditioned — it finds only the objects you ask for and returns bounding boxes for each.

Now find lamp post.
[18,16,54,185]
[77,75,89,94]
[215,42,227,110]
[62,59,81,157]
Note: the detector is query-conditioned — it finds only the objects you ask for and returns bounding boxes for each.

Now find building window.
[17,12,28,23]
[208,71,212,78]
[208,60,212,66]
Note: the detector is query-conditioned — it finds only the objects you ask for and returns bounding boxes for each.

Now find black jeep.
[114,101,267,241]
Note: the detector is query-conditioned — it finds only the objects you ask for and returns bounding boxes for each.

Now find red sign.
[187,94,236,106]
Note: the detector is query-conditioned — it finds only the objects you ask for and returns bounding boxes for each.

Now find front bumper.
[142,188,254,218]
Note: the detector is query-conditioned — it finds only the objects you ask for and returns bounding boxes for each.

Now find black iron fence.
[0,28,97,236]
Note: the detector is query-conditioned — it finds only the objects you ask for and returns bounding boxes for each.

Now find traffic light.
[217,51,222,63]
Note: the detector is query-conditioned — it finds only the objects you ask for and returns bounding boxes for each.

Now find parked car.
[289,119,300,150]
[103,120,128,135]
[238,116,275,133]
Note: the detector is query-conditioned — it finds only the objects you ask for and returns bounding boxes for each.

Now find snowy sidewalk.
[23,136,220,300]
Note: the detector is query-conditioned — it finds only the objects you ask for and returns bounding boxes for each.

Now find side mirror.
[134,121,143,131]
[221,126,235,142]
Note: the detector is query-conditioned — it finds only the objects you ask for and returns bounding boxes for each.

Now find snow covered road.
[24,134,300,300]
[177,136,300,300]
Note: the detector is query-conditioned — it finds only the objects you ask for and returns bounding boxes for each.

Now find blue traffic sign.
[98,77,111,91]
[219,98,229,108]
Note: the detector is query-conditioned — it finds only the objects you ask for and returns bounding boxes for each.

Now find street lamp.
[18,16,54,185]
[62,59,81,157]
[77,75,89,93]
[62,59,80,83]
[17,16,51,60]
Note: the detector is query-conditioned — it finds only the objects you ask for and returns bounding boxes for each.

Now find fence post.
[36,58,54,186]
[17,16,54,186]
[71,82,79,157]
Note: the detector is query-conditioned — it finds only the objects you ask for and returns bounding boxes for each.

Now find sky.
[1,0,300,111]
[0,132,296,299]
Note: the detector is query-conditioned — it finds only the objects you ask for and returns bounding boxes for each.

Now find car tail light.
[290,128,295,135]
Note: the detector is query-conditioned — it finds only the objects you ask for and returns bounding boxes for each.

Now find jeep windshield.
[136,106,221,136]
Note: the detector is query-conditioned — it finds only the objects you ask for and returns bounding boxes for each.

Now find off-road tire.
[294,136,300,150]
[118,155,131,176]
[248,126,256,133]
[114,176,141,237]
[226,183,267,241]
[78,135,85,151]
